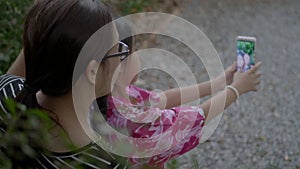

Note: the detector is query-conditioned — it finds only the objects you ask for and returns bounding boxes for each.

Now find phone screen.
[237,39,255,72]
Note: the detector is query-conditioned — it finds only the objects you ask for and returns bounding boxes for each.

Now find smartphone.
[236,36,256,72]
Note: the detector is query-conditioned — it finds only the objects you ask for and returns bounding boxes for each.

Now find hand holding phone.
[236,36,256,72]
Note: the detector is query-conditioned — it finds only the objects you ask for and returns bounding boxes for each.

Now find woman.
[0,0,129,168]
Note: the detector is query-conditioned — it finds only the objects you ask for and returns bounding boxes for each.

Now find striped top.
[0,74,128,169]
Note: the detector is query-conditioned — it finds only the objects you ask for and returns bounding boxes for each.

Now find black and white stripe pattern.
[37,144,127,169]
[0,74,128,168]
[0,74,25,116]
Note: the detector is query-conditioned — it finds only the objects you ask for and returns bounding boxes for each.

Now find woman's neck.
[36,91,93,152]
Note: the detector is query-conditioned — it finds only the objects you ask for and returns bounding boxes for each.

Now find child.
[90,19,261,168]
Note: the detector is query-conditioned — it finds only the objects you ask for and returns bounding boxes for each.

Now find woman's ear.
[85,60,100,85]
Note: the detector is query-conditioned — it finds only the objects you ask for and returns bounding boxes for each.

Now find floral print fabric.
[106,85,205,168]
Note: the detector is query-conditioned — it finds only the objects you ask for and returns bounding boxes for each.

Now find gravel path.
[137,0,300,168]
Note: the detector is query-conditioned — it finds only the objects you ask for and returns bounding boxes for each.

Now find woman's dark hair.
[17,0,113,107]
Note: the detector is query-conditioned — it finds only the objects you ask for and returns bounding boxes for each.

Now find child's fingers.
[255,71,262,78]
[233,61,237,67]
[226,62,237,73]
[255,80,260,85]
[249,62,262,73]
[231,62,237,72]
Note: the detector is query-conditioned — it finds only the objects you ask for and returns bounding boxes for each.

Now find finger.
[255,85,260,91]
[231,62,237,72]
[226,62,236,71]
[255,80,260,85]
[255,62,262,69]
[249,62,262,73]
[255,71,262,78]
[253,87,258,92]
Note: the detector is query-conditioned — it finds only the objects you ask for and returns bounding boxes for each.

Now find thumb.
[231,62,237,72]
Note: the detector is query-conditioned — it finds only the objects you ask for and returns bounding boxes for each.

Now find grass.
[114,0,150,15]
[0,0,33,75]
[166,159,180,169]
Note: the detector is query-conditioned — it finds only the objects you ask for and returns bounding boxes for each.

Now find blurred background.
[0,0,177,75]
[1,0,299,169]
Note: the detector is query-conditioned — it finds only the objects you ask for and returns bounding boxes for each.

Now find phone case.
[236,36,256,72]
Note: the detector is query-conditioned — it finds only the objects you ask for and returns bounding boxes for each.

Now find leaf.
[3,98,17,115]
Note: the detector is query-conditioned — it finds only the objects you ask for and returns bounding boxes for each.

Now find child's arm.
[157,63,236,109]
[202,62,261,124]
[157,80,216,109]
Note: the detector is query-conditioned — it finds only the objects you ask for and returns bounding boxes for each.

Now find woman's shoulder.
[0,74,25,90]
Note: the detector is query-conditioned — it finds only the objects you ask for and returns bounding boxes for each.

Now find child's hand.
[224,62,237,85]
[232,62,262,95]
[214,62,237,90]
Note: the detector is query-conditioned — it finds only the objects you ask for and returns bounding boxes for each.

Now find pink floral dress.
[106,85,205,168]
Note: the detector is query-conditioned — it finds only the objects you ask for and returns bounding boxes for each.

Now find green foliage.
[0,0,155,75]
[0,0,34,75]
[0,98,52,169]
[191,154,200,169]
[166,159,179,169]
[115,0,150,15]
